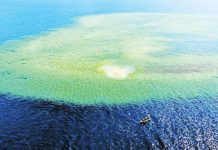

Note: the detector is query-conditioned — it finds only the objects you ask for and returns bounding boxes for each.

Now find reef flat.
[0,13,218,104]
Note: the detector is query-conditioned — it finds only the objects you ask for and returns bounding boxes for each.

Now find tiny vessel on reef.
[140,114,151,125]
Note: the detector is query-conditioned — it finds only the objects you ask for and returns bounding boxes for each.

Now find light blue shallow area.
[1,0,218,43]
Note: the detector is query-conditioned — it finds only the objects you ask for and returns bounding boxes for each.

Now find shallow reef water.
[0,95,217,149]
[0,13,218,104]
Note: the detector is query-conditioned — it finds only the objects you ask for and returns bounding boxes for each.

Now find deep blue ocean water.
[0,0,218,149]
[0,95,217,149]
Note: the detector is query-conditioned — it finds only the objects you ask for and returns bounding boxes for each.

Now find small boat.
[140,114,151,125]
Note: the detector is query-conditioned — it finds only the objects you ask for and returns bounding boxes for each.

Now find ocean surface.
[0,0,218,149]
[1,0,218,43]
[0,95,217,149]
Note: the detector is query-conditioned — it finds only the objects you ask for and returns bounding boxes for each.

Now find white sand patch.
[98,65,135,80]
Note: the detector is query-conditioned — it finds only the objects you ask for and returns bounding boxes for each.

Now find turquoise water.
[1,0,218,43]
[1,0,156,42]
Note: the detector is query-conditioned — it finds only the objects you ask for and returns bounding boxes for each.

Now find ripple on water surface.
[0,95,217,149]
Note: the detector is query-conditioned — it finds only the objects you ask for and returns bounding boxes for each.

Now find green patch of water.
[0,13,218,104]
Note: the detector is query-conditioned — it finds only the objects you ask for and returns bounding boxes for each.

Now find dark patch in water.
[0,71,11,77]
[0,95,217,149]
[148,64,216,74]
[18,76,28,80]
